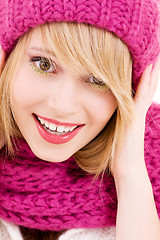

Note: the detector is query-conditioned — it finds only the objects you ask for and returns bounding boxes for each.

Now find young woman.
[0,0,160,239]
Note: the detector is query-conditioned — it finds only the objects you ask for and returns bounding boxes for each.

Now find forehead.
[27,26,45,49]
[25,26,91,83]
[25,25,94,77]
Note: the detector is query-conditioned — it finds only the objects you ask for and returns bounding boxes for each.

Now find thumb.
[0,45,6,74]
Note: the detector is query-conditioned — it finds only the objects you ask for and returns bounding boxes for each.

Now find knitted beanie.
[0,0,160,90]
[0,103,160,231]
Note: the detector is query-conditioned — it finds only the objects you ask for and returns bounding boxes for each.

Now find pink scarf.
[0,103,160,231]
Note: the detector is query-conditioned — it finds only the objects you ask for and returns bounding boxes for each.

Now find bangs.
[40,22,105,77]
[39,22,133,105]
[39,22,126,88]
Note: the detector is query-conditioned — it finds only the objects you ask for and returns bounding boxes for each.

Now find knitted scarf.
[0,103,159,231]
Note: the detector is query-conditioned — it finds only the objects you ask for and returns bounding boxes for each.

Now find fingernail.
[148,64,153,72]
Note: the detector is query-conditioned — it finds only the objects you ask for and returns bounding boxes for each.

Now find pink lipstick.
[33,114,84,144]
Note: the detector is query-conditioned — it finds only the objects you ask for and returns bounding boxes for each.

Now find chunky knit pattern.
[0,0,160,90]
[0,103,159,231]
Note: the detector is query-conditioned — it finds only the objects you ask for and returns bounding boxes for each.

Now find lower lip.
[34,115,84,144]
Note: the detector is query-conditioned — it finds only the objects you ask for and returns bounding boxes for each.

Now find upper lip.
[35,114,84,127]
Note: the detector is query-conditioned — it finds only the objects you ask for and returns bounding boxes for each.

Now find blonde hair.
[0,22,135,176]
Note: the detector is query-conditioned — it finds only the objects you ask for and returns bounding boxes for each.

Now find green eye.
[88,76,108,90]
[29,57,57,75]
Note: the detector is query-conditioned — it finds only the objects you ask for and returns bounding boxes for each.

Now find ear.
[0,46,6,74]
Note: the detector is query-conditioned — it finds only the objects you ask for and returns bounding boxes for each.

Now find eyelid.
[29,56,55,67]
[88,75,106,85]
[29,56,58,74]
[86,75,109,91]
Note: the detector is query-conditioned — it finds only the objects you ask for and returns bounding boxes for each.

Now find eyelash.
[86,76,108,90]
[29,56,108,90]
[29,56,57,76]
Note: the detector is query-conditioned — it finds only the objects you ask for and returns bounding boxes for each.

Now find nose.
[47,75,80,117]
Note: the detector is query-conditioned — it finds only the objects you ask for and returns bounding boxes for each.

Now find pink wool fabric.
[0,0,160,91]
[0,103,159,231]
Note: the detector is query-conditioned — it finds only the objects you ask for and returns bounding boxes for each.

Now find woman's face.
[10,26,117,162]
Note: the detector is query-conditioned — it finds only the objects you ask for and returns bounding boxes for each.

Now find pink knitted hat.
[0,0,160,90]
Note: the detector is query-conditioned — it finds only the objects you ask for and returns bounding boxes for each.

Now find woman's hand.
[111,55,160,179]
[111,55,160,240]
[0,46,6,149]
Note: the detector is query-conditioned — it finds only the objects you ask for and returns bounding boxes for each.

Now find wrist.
[114,169,153,196]
[112,159,147,180]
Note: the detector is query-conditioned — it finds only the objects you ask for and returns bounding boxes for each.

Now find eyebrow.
[28,47,57,58]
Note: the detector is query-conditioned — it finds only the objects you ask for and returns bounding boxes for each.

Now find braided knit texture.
[0,0,160,90]
[0,103,159,231]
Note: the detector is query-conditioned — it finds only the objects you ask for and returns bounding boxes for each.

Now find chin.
[39,155,69,163]
[30,146,72,163]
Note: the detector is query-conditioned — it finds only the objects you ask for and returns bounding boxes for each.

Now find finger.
[134,54,160,109]
[134,64,152,105]
[0,46,6,75]
[149,55,160,94]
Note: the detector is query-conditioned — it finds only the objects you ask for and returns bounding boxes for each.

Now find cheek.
[11,69,43,108]
[85,91,117,125]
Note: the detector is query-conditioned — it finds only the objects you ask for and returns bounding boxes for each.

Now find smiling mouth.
[33,114,84,144]
[36,115,80,135]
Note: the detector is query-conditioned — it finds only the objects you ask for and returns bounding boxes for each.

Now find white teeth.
[38,117,45,125]
[49,123,57,131]
[57,126,65,133]
[69,126,76,131]
[37,116,78,133]
[44,121,49,128]
[64,126,70,132]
